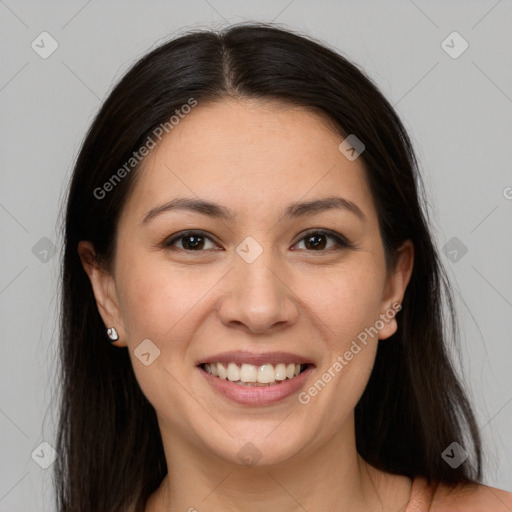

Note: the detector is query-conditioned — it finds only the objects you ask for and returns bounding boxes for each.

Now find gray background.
[1,0,511,510]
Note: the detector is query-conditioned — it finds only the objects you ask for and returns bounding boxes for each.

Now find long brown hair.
[56,22,482,512]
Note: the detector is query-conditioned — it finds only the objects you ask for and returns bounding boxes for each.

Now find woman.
[56,22,512,511]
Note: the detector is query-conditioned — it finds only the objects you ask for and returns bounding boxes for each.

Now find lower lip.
[199,365,314,406]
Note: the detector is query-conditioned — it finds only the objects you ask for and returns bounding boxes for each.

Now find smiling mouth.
[200,362,310,386]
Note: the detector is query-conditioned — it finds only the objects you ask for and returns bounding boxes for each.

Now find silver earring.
[106,327,119,342]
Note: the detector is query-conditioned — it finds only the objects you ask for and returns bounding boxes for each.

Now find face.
[80,98,413,467]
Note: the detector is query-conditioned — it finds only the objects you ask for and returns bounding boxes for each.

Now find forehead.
[120,99,378,226]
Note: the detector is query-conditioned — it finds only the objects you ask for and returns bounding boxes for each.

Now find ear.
[378,239,414,340]
[77,240,127,347]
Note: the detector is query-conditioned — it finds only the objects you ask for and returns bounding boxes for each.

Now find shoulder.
[407,476,512,512]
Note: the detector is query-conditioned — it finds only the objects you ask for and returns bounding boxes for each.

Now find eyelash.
[162,229,354,253]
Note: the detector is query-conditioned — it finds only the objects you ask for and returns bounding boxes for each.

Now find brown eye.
[180,234,205,250]
[293,230,352,251]
[164,231,217,251]
[304,232,328,250]
[163,229,352,253]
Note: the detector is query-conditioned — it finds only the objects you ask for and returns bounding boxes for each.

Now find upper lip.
[196,351,315,367]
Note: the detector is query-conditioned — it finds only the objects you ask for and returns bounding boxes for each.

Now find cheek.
[115,253,182,340]
[114,255,199,409]
[293,256,384,411]
[115,252,225,344]
[294,257,385,343]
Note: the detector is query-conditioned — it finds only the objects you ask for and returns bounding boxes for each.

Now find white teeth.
[275,363,287,381]
[258,364,275,383]
[240,363,257,382]
[203,362,307,384]
[227,362,240,381]
[217,362,227,379]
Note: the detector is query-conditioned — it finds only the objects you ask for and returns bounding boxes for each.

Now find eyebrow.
[141,195,366,224]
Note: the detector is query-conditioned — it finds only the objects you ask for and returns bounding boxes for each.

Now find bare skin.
[79,98,415,511]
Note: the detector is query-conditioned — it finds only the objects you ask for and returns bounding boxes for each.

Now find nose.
[216,245,299,335]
